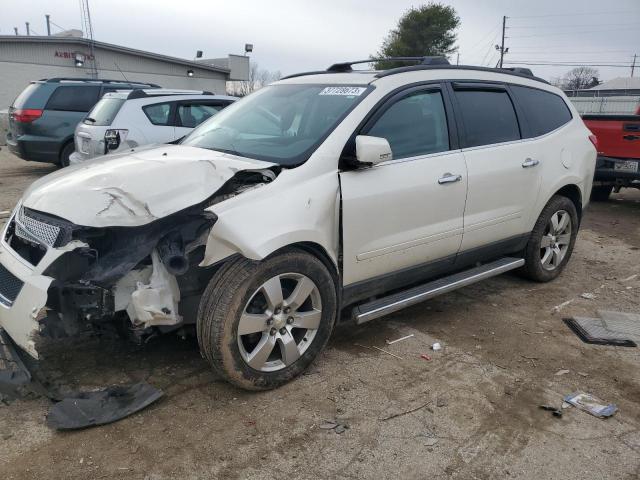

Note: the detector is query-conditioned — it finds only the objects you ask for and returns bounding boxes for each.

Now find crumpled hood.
[21,145,276,227]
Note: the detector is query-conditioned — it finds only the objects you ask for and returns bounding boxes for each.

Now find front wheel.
[521,195,579,282]
[197,249,337,390]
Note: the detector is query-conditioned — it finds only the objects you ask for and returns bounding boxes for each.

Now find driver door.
[340,86,468,289]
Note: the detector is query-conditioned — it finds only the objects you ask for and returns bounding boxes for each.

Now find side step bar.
[352,257,525,324]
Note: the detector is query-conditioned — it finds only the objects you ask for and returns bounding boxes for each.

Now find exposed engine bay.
[1,159,278,355]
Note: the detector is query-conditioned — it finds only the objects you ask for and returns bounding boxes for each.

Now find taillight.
[11,109,43,123]
[588,134,598,150]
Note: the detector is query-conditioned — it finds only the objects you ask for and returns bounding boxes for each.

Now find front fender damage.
[17,166,279,355]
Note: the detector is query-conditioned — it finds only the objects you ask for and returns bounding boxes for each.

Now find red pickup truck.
[583,106,640,200]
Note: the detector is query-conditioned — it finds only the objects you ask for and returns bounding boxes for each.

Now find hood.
[22,145,276,228]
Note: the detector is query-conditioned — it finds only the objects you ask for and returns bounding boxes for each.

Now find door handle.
[623,135,640,141]
[438,173,462,184]
[522,158,539,168]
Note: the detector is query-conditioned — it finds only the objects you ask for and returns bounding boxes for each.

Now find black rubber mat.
[563,317,637,347]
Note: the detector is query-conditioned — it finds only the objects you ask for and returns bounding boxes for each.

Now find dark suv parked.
[6,78,160,166]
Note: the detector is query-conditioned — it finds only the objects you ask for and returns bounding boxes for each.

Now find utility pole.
[499,15,507,68]
[632,54,637,78]
[45,14,51,36]
[456,52,460,65]
[25,22,30,36]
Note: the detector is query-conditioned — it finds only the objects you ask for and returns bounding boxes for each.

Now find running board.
[352,257,525,324]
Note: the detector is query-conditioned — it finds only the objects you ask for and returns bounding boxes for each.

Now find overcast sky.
[2,0,639,82]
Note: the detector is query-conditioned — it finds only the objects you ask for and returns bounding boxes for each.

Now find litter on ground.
[563,392,618,418]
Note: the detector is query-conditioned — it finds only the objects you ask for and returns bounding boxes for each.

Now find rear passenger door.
[174,101,230,138]
[449,83,541,253]
[141,101,176,143]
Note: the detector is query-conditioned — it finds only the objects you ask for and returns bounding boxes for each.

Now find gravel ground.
[1,148,639,480]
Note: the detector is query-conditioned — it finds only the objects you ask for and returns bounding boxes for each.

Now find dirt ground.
[1,148,639,480]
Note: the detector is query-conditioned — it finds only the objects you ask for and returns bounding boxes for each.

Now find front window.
[182,84,371,166]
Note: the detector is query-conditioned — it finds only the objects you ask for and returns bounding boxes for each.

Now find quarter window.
[367,90,450,160]
[143,102,172,126]
[46,86,100,112]
[510,85,572,137]
[454,89,521,148]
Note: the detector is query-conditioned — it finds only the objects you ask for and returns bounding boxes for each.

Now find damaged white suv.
[0,58,596,390]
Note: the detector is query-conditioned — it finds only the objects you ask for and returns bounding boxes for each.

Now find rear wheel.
[197,249,337,390]
[590,185,612,202]
[59,141,74,167]
[521,195,579,282]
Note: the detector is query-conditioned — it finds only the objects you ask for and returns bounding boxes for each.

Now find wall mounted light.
[187,69,194,77]
[74,52,85,67]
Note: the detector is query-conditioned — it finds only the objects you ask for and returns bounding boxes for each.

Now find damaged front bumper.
[0,202,216,359]
[0,223,74,358]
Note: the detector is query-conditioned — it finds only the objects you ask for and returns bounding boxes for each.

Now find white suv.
[0,58,596,390]
[69,89,236,164]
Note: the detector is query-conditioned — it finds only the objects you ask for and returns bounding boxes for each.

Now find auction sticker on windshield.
[319,87,367,96]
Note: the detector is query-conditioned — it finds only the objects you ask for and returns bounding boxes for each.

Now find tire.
[590,185,612,202]
[59,141,74,167]
[197,249,337,390]
[521,195,579,282]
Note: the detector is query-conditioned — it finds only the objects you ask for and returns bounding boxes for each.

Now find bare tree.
[561,67,600,90]
[228,62,282,96]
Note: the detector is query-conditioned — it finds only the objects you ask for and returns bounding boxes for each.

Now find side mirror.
[355,135,392,166]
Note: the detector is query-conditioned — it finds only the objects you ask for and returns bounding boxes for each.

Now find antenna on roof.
[113,62,129,82]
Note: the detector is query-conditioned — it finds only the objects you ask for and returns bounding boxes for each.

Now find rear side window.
[12,83,40,108]
[511,86,572,137]
[85,98,126,126]
[367,90,450,159]
[143,102,172,126]
[46,86,100,112]
[454,89,521,148]
[177,103,224,128]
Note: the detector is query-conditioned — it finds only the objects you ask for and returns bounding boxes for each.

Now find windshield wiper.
[84,117,97,123]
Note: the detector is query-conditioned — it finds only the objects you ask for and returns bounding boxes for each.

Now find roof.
[590,77,640,91]
[278,66,551,89]
[0,35,230,75]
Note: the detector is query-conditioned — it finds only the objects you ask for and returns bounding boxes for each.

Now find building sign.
[55,50,94,60]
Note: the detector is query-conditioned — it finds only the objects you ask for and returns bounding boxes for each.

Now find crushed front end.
[0,203,216,358]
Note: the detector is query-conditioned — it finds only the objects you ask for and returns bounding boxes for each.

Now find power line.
[508,27,637,38]
[509,10,640,18]
[508,23,639,29]
[506,61,633,68]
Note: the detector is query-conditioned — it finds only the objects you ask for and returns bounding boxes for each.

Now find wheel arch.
[554,183,583,223]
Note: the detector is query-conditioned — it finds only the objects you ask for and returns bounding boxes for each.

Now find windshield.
[182,84,371,166]
[84,98,126,126]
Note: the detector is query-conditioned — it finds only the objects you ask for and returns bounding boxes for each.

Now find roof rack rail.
[327,56,450,73]
[374,64,549,84]
[126,89,214,100]
[42,77,160,87]
[280,59,548,85]
[500,67,535,77]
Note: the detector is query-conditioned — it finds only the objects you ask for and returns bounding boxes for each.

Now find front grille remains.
[14,207,61,248]
[0,262,24,306]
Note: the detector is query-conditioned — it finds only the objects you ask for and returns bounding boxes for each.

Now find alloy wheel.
[237,273,322,372]
[540,209,572,271]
